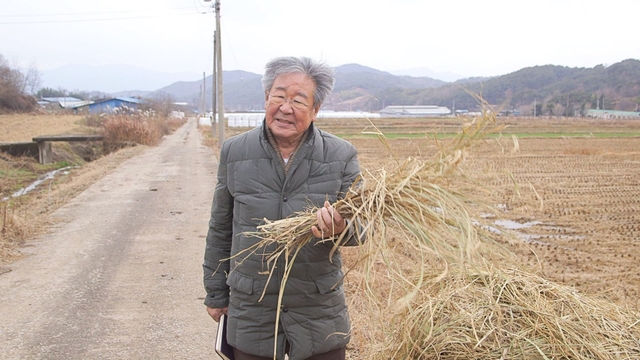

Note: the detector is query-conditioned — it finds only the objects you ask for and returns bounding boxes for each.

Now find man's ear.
[311,106,320,122]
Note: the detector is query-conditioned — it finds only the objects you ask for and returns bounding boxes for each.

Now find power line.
[0,9,200,25]
[220,21,240,73]
[0,6,195,18]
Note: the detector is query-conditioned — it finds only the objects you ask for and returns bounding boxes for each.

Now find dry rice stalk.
[248,108,508,269]
[242,105,640,359]
[237,107,509,358]
[380,264,640,359]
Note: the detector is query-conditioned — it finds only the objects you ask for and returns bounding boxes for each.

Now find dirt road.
[0,118,221,359]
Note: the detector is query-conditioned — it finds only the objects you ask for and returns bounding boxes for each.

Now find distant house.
[40,97,90,109]
[380,105,451,117]
[75,97,142,114]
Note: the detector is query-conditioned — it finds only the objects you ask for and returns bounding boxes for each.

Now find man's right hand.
[206,306,228,322]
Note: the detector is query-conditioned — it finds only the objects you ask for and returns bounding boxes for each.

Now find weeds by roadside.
[0,112,186,265]
[103,111,184,151]
[0,201,28,262]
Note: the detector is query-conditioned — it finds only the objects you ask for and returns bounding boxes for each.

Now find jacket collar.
[263,119,316,175]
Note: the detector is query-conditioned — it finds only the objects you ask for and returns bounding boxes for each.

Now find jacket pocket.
[227,271,254,295]
[314,270,344,294]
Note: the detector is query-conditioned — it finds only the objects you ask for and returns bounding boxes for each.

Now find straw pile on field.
[247,109,640,359]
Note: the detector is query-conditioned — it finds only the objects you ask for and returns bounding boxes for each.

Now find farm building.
[380,105,451,117]
[39,97,90,109]
[75,97,142,114]
[586,109,640,119]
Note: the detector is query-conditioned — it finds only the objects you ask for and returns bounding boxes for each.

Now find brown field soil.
[5,114,639,311]
[0,113,89,142]
[328,118,640,314]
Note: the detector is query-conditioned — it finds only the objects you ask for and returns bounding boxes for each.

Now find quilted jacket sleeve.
[203,143,234,308]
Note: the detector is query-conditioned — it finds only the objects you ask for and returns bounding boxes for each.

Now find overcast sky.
[2,0,639,80]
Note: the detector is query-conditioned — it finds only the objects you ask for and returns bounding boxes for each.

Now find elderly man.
[203,56,361,360]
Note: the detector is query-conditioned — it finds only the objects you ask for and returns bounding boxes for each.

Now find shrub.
[102,111,185,152]
[0,54,37,113]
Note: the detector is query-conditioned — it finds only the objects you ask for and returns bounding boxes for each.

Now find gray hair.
[261,56,335,107]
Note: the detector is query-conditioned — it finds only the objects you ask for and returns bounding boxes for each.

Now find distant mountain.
[154,70,264,111]
[454,76,494,85]
[41,64,201,93]
[326,63,446,111]
[377,59,640,113]
[334,63,445,91]
[111,90,152,98]
[391,67,465,82]
[43,59,640,115]
[152,64,450,112]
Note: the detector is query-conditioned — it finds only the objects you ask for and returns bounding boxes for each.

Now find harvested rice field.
[324,117,640,310]
[314,117,640,358]
[0,113,86,142]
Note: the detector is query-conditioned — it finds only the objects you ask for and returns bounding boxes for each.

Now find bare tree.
[24,62,42,95]
[141,92,174,118]
[0,54,25,91]
[0,53,37,112]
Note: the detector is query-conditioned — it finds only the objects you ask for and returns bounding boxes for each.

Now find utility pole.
[204,0,224,144]
[211,32,217,137]
[202,71,206,116]
[214,0,225,144]
[198,84,203,115]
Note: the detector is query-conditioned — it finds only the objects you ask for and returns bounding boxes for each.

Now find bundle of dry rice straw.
[245,109,640,359]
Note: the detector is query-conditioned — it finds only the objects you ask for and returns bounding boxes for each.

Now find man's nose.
[278,100,294,113]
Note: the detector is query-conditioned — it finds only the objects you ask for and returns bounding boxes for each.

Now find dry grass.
[0,113,88,142]
[103,112,185,151]
[1,113,91,263]
[242,109,640,359]
[1,202,30,260]
[0,146,145,265]
[1,112,184,266]
[372,265,640,359]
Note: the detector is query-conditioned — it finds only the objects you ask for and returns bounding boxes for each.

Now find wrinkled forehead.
[270,72,316,98]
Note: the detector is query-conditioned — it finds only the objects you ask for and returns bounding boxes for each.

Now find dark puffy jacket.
[203,122,361,359]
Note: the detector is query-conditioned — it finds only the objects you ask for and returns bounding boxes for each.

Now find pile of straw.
[379,265,640,359]
[247,109,640,359]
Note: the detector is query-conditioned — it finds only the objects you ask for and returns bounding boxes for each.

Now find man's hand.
[206,306,228,323]
[311,201,346,239]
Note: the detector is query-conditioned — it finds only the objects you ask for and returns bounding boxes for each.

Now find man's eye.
[293,99,306,106]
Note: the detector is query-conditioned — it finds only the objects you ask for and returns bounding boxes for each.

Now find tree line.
[0,53,176,117]
[0,54,40,112]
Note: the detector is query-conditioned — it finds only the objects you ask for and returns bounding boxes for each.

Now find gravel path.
[0,118,221,359]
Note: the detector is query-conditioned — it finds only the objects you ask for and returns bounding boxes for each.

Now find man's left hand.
[311,201,346,239]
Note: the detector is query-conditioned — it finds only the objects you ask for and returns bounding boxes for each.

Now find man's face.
[264,72,318,144]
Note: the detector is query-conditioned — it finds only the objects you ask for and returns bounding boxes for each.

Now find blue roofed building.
[75,97,142,114]
[40,97,90,109]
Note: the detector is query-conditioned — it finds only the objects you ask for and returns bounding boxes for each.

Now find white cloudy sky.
[2,0,639,79]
